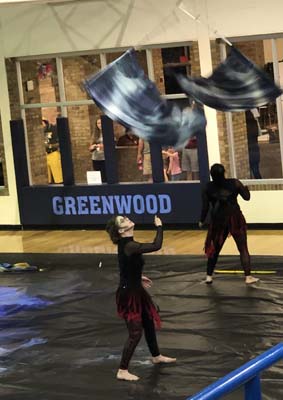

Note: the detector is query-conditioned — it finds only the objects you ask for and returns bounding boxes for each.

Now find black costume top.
[200,179,250,258]
[200,178,250,224]
[117,226,163,289]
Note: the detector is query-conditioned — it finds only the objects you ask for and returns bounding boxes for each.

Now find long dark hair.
[106,216,121,244]
[210,163,225,186]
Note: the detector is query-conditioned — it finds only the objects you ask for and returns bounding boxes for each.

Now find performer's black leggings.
[119,310,160,370]
[207,227,251,277]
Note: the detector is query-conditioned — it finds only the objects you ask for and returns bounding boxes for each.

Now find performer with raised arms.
[106,215,176,381]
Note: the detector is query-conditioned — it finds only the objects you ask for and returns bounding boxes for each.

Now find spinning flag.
[173,46,282,112]
[84,49,206,148]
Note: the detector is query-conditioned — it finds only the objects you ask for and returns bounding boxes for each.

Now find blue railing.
[187,343,283,400]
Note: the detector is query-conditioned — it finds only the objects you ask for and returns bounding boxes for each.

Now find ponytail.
[106,217,121,244]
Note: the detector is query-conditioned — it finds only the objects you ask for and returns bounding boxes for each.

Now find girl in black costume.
[106,215,176,381]
[199,163,259,285]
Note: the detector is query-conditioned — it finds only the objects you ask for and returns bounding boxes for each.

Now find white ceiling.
[0,0,80,4]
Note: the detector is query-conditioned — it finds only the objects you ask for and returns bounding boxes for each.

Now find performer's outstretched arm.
[236,179,250,200]
[125,227,163,256]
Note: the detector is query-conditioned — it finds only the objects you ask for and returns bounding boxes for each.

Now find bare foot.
[245,276,259,284]
[152,354,176,364]
[116,369,139,381]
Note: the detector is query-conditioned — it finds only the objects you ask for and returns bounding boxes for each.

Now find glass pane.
[166,98,199,182]
[0,111,9,195]
[215,39,283,180]
[115,121,141,183]
[66,104,101,184]
[20,59,60,104]
[63,54,101,101]
[66,105,151,185]
[105,50,151,183]
[152,43,199,95]
[233,39,282,179]
[25,107,62,185]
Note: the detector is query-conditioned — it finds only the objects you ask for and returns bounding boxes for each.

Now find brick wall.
[152,48,165,94]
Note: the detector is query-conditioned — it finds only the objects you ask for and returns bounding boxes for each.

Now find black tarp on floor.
[0,253,283,400]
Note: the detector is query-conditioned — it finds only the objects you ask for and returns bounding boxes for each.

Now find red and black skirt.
[205,209,247,258]
[116,286,161,329]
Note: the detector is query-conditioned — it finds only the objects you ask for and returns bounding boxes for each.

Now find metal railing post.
[244,374,262,400]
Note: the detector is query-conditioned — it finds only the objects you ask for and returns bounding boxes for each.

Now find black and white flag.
[84,49,206,148]
[173,46,282,112]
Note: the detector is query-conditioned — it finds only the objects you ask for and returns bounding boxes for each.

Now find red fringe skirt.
[116,286,161,329]
[205,210,247,258]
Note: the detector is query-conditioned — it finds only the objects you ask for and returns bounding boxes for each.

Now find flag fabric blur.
[84,49,206,148]
[173,46,282,112]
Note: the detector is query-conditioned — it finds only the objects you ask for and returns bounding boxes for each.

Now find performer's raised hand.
[154,215,162,227]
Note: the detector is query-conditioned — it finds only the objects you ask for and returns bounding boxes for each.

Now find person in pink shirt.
[166,147,182,181]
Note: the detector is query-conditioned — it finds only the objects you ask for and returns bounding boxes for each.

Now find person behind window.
[245,109,262,179]
[164,147,182,181]
[161,147,169,182]
[117,127,139,146]
[199,163,259,285]
[181,136,199,180]
[89,117,107,183]
[42,118,63,184]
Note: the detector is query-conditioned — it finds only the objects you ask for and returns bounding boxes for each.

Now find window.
[66,104,101,184]
[151,43,201,182]
[8,43,203,186]
[217,39,283,182]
